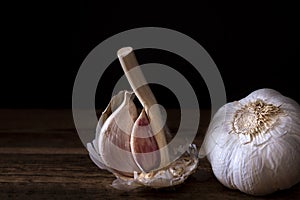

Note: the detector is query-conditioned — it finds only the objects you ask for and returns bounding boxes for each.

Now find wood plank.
[0,153,299,199]
[0,109,299,199]
[0,147,87,154]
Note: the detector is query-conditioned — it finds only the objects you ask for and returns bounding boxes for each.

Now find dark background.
[1,1,299,109]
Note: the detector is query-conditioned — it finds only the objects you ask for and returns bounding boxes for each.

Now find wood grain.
[0,109,299,199]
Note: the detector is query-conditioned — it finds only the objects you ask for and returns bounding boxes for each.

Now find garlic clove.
[98,90,141,176]
[94,91,130,154]
[130,109,161,172]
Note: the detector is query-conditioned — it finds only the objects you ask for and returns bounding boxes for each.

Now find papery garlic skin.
[201,88,300,195]
[111,144,199,190]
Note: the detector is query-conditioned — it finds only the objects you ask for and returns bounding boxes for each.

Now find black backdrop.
[1,2,299,109]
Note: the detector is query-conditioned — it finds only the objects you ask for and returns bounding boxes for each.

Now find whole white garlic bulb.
[200,88,300,195]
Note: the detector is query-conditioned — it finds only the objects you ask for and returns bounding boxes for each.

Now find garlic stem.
[117,47,170,168]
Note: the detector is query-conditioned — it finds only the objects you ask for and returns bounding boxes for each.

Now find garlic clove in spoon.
[200,88,300,195]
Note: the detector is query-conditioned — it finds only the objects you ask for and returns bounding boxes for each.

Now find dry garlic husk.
[200,88,300,195]
[87,90,198,190]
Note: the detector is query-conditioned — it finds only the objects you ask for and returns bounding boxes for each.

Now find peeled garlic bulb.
[87,47,198,190]
[87,90,198,190]
[200,88,300,195]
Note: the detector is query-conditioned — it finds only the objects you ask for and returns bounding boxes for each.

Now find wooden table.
[0,109,299,199]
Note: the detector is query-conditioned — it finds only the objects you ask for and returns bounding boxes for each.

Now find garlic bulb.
[200,88,300,195]
[87,90,198,190]
[87,47,198,190]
